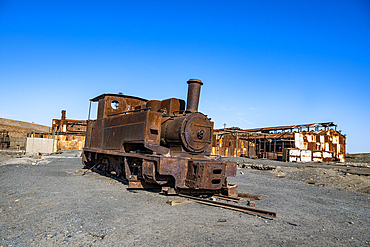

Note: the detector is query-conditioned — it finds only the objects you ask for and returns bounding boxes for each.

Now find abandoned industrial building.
[51,110,87,150]
[211,122,346,162]
[1,114,346,163]
[0,110,87,154]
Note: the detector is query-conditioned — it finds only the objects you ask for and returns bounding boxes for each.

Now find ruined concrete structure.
[52,110,87,150]
[212,122,346,162]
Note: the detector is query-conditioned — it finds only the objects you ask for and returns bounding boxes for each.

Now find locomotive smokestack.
[61,110,66,120]
[186,79,203,112]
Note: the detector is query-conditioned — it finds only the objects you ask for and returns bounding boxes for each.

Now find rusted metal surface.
[242,122,338,133]
[159,98,185,115]
[212,194,240,202]
[92,94,147,119]
[146,100,162,112]
[82,79,238,196]
[238,193,262,200]
[185,160,226,190]
[56,135,85,150]
[225,162,237,177]
[0,131,10,149]
[158,157,188,188]
[61,110,66,120]
[101,110,162,150]
[186,79,203,113]
[51,110,87,150]
[212,123,346,162]
[161,112,212,154]
[128,180,161,189]
[178,194,276,218]
[224,183,238,198]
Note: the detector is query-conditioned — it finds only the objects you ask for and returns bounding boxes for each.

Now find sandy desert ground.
[1,151,369,246]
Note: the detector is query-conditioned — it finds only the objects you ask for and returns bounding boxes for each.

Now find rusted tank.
[82,79,237,196]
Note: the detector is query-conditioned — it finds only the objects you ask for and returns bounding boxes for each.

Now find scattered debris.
[166,200,192,206]
[81,163,100,176]
[213,194,240,202]
[287,222,300,226]
[179,194,276,218]
[232,153,370,194]
[248,199,256,207]
[75,169,90,174]
[88,232,105,240]
[238,193,262,200]
[238,164,277,170]
[307,179,317,184]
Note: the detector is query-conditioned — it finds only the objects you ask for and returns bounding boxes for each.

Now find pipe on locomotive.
[186,79,203,112]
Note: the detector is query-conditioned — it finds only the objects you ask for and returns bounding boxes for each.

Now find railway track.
[178,194,277,219]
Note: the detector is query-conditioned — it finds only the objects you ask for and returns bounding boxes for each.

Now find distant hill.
[0,118,50,137]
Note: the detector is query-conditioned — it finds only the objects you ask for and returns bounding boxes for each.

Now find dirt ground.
[1,151,370,246]
[220,153,370,194]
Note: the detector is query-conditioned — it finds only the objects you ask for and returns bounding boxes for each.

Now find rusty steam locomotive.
[82,79,238,196]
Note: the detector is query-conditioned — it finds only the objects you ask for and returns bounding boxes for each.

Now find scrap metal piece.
[166,200,192,206]
[213,194,240,203]
[88,232,105,240]
[179,194,276,218]
[224,183,238,198]
[161,186,177,195]
[238,193,262,200]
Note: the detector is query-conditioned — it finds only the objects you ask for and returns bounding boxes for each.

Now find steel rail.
[178,194,276,219]
[212,194,240,203]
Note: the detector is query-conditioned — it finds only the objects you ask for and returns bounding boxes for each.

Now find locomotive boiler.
[82,79,238,196]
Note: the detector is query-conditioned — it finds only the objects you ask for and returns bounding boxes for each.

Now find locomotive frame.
[82,79,238,196]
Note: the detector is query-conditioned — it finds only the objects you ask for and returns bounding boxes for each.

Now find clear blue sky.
[1,1,369,153]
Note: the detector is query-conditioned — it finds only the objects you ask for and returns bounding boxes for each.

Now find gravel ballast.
[1,151,370,246]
